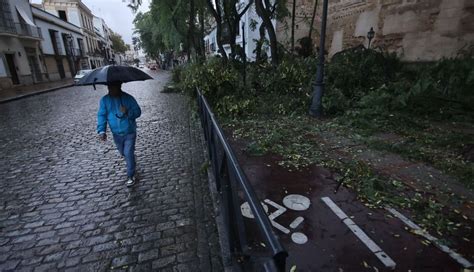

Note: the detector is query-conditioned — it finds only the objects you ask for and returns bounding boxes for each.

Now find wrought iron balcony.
[0,22,42,39]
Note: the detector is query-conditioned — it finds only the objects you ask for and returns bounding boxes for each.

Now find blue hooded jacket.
[97,91,141,135]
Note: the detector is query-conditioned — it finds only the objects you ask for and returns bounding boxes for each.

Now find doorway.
[5,54,19,85]
[28,55,43,83]
[56,58,65,79]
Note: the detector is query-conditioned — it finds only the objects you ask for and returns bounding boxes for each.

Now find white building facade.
[0,0,44,90]
[32,6,84,80]
[42,0,99,69]
[93,16,113,65]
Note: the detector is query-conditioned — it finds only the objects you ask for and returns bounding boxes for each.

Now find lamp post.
[367,27,375,49]
[242,22,246,86]
[309,0,329,118]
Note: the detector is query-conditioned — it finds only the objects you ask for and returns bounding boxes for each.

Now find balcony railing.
[0,23,42,39]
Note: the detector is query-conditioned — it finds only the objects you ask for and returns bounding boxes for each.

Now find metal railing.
[0,23,42,39]
[197,90,288,271]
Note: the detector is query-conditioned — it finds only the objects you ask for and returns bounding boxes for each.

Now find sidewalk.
[0,78,74,103]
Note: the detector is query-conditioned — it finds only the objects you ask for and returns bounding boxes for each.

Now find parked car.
[74,69,92,84]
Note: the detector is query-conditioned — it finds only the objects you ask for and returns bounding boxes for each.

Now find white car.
[74,69,92,84]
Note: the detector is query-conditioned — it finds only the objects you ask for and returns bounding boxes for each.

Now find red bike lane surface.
[231,146,463,272]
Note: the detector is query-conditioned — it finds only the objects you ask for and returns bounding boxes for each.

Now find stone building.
[32,6,84,81]
[276,0,319,52]
[0,0,44,90]
[323,0,474,61]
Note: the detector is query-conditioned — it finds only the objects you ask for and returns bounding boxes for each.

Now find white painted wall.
[35,19,83,56]
[68,8,81,27]
[33,7,83,56]
[0,38,31,77]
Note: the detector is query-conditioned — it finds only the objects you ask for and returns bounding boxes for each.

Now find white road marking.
[264,199,287,220]
[240,196,311,242]
[386,207,474,269]
[264,199,290,234]
[321,197,396,269]
[283,194,311,211]
[321,197,348,220]
[291,232,308,244]
[240,202,268,219]
[270,219,290,234]
[289,216,304,229]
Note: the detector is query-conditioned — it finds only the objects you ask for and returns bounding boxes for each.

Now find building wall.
[0,0,45,88]
[0,38,34,82]
[43,0,96,58]
[276,0,316,49]
[325,0,474,61]
[11,0,35,26]
[35,19,82,56]
[44,55,60,81]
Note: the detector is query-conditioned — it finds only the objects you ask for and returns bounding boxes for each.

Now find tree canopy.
[110,31,129,54]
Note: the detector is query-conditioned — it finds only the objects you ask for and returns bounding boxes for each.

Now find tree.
[110,31,128,54]
[255,0,280,65]
[290,0,296,52]
[132,0,211,61]
[133,12,165,64]
[132,36,140,51]
[308,0,319,39]
[222,0,254,58]
[206,0,228,59]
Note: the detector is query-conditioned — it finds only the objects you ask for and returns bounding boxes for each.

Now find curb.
[0,83,74,104]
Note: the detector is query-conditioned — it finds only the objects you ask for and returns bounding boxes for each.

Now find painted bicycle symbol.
[240,194,310,244]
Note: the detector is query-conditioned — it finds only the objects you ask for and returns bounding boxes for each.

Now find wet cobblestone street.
[0,71,222,272]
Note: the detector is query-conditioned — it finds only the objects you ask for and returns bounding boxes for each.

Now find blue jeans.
[112,132,136,178]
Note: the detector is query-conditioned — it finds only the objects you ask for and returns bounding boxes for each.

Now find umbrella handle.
[93,78,97,90]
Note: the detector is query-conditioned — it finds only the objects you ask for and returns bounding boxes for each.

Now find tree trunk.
[255,0,279,65]
[206,0,228,60]
[199,2,206,60]
[308,0,318,39]
[255,22,266,61]
[223,1,237,59]
[188,0,196,59]
[291,0,296,52]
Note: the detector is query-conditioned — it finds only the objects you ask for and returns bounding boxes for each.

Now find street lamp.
[309,0,329,118]
[367,27,375,49]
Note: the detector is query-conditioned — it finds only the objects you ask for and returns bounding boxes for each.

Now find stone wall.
[276,0,473,61]
[276,0,317,49]
[325,0,474,61]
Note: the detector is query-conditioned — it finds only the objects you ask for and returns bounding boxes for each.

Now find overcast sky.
[31,0,151,45]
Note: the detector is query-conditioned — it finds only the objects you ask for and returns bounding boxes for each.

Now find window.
[49,29,63,55]
[58,10,67,21]
[0,0,14,32]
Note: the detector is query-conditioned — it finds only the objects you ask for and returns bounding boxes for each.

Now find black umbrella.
[76,65,153,88]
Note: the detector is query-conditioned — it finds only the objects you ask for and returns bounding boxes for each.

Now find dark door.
[56,58,65,79]
[5,54,19,84]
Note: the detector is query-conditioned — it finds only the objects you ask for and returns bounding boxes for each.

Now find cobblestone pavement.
[0,70,222,272]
